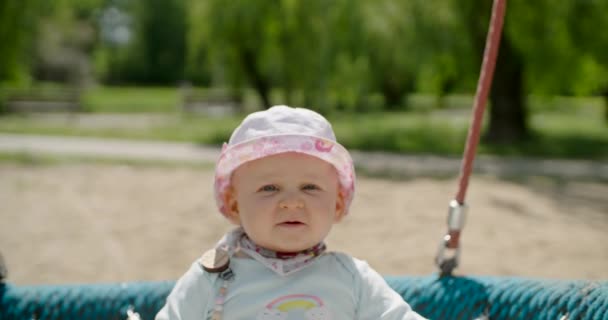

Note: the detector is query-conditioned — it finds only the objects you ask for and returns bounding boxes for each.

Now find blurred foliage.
[1,0,607,146]
[2,1,606,94]
[2,0,607,94]
[0,0,42,85]
[96,0,187,84]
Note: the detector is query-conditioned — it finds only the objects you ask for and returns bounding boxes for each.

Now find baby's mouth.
[278,221,305,227]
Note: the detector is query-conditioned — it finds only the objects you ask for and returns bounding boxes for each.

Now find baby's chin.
[254,239,319,253]
[263,243,314,253]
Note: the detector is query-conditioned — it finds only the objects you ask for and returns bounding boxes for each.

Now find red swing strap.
[435,0,508,276]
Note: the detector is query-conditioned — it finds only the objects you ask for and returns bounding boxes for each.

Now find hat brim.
[214,134,355,216]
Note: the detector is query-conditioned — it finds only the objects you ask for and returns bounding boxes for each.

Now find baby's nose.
[279,195,304,209]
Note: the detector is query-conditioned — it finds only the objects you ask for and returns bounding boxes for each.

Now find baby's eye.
[302,184,320,191]
[259,185,279,192]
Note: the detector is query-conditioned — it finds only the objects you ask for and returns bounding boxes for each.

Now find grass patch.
[82,86,181,113]
[480,110,608,159]
[0,151,55,165]
[0,151,216,169]
[330,112,468,155]
[0,113,242,143]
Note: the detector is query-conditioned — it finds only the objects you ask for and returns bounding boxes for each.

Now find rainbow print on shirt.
[256,294,332,320]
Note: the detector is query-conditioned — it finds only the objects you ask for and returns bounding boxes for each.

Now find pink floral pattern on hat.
[214,134,355,217]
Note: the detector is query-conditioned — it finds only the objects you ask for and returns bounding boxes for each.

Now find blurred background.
[0,0,607,153]
[0,0,607,284]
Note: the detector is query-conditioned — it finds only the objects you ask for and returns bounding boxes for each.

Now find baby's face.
[226,152,344,252]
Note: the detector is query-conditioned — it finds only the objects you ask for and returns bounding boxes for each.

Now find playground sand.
[1,163,606,284]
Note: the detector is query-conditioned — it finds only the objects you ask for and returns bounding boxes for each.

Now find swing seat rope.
[1,277,606,320]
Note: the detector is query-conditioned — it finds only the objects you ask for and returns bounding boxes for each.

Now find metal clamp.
[435,200,467,276]
[446,200,466,232]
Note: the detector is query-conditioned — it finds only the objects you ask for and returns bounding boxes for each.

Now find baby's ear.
[334,189,346,222]
[223,187,241,225]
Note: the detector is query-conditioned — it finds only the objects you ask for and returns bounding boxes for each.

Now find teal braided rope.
[0,281,174,320]
[385,276,608,320]
[1,276,607,320]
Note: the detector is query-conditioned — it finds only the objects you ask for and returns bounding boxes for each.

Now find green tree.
[136,0,187,84]
[566,0,608,122]
[193,0,356,110]
[360,0,416,109]
[507,0,608,122]
[100,0,187,84]
[313,0,371,112]
[0,0,42,84]
[454,0,530,144]
[382,0,476,107]
[277,0,340,110]
[200,0,281,108]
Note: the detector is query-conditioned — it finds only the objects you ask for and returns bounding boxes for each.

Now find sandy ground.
[1,162,607,285]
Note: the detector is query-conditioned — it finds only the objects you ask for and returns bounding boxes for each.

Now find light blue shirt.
[156,252,426,320]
